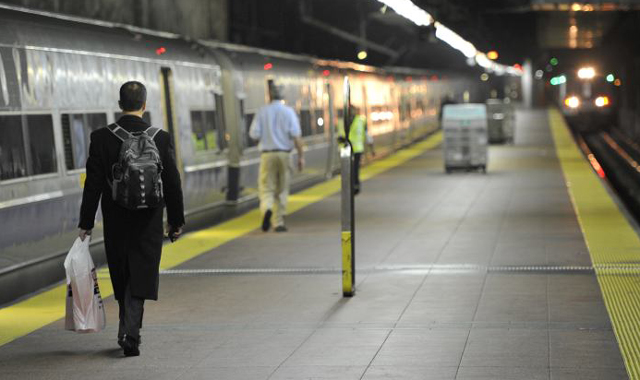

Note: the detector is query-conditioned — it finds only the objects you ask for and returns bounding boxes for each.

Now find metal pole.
[341,76,355,297]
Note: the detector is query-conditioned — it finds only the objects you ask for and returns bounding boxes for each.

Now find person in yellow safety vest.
[338,105,375,195]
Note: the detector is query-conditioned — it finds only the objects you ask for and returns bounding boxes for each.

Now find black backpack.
[108,123,164,210]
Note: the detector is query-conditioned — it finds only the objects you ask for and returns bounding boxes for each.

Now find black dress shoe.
[262,210,272,232]
[122,336,140,357]
[119,335,142,348]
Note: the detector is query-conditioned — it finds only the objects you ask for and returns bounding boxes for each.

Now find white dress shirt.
[249,101,302,151]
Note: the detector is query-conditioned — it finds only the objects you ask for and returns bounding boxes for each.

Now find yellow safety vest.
[339,115,367,153]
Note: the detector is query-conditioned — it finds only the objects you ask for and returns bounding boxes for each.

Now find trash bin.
[442,103,488,174]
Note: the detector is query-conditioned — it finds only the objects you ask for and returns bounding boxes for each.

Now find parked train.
[0,5,500,303]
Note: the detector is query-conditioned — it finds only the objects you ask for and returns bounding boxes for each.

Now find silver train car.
[0,5,481,304]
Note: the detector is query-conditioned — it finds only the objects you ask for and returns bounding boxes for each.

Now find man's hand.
[79,229,91,242]
[297,156,305,172]
[167,225,183,242]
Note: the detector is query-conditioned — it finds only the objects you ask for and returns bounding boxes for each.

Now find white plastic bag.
[64,237,106,333]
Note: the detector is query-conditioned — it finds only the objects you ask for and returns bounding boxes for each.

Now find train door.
[214,93,226,151]
[160,67,183,176]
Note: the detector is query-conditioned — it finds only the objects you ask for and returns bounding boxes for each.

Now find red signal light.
[322,70,330,77]
[155,47,166,55]
[430,75,438,81]
[264,63,273,71]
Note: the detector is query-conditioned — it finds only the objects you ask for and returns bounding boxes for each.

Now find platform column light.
[341,76,355,297]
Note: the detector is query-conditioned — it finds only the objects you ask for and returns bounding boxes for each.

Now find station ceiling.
[229,0,640,76]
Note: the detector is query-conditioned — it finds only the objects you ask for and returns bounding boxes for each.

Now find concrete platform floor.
[0,109,628,379]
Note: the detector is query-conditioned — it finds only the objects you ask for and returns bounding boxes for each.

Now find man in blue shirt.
[249,83,304,232]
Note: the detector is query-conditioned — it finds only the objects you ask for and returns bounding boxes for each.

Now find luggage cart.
[442,104,488,174]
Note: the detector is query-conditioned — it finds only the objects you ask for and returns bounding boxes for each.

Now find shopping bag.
[64,237,106,333]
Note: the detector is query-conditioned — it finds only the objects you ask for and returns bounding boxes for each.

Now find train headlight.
[595,96,610,107]
[577,67,596,80]
[565,96,580,109]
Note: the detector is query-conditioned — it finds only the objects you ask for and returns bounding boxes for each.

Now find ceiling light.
[357,50,368,60]
[375,0,433,26]
[434,22,476,58]
[377,0,521,77]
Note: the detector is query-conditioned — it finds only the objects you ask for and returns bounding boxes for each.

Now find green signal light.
[606,74,615,82]
[550,75,566,86]
[550,57,559,66]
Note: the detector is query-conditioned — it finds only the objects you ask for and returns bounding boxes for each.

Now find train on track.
[0,5,511,303]
[557,65,619,131]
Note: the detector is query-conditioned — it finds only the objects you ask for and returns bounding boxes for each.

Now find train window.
[114,112,151,125]
[244,113,258,147]
[62,113,107,170]
[314,109,325,134]
[191,110,219,152]
[0,115,27,180]
[26,115,57,176]
[0,114,57,180]
[299,110,313,136]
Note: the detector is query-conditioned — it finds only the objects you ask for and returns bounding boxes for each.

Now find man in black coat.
[78,81,185,357]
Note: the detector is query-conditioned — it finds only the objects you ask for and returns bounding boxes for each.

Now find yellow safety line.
[549,108,640,379]
[0,131,442,348]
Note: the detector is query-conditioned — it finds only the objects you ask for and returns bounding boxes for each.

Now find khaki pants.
[259,152,291,227]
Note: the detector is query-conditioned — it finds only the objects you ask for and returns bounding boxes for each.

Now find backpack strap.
[107,123,131,142]
[145,127,161,139]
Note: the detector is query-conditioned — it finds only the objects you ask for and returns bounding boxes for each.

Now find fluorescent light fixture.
[475,53,493,69]
[434,22,476,58]
[379,0,522,76]
[376,0,433,26]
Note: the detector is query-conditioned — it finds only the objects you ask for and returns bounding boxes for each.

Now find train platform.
[1,108,639,379]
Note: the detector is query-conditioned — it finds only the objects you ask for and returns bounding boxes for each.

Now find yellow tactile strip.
[549,108,640,379]
[0,132,443,348]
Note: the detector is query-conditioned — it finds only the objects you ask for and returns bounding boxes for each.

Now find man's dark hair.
[267,80,283,101]
[119,81,147,111]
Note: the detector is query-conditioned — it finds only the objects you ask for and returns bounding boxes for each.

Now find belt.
[261,149,291,153]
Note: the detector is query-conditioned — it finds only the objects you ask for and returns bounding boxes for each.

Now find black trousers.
[354,153,362,189]
[117,282,145,341]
